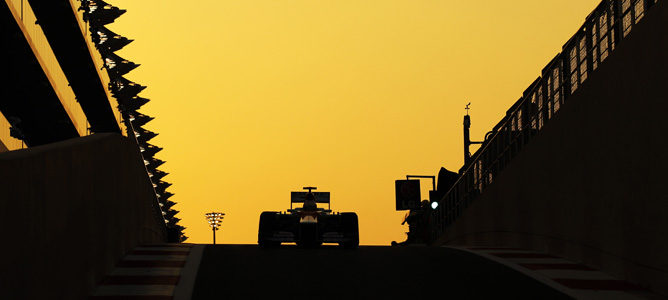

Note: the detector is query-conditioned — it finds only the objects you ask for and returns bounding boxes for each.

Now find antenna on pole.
[463,102,483,164]
[464,102,472,163]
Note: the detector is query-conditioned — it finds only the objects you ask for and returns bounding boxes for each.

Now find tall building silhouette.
[1,0,184,241]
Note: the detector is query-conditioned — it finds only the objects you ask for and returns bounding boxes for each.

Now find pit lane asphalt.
[191,245,572,299]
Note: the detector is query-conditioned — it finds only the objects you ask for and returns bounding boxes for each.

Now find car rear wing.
[290,192,330,210]
[291,192,330,203]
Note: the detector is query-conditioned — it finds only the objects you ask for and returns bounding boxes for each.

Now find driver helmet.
[303,192,317,210]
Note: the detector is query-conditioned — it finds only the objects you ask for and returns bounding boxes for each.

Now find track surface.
[192,245,572,299]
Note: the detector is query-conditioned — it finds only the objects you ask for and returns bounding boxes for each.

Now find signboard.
[395,180,420,211]
[291,192,330,203]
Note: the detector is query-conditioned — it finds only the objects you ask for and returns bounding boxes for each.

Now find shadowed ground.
[192,245,571,299]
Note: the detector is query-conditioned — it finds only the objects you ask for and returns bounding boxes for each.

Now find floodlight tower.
[205,212,225,244]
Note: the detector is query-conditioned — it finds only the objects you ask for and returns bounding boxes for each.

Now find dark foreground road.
[192,245,571,299]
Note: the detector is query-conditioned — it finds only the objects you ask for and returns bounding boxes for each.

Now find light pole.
[205,212,225,244]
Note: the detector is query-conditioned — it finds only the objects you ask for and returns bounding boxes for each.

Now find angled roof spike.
[167,221,183,228]
[176,232,188,242]
[91,25,119,42]
[78,0,90,12]
[151,170,168,181]
[127,97,150,111]
[109,76,130,93]
[135,128,157,143]
[103,56,117,70]
[88,0,126,26]
[108,37,133,53]
[163,200,177,209]
[161,191,175,201]
[89,0,113,7]
[156,188,170,197]
[103,52,140,77]
[90,26,105,46]
[165,213,178,222]
[168,225,187,242]
[141,147,162,160]
[146,166,159,177]
[155,180,172,192]
[89,10,126,27]
[133,125,151,136]
[129,112,154,127]
[121,83,146,100]
[80,0,92,22]
[110,77,146,100]
[147,158,165,170]
[88,0,112,12]
[142,143,163,158]
[93,26,133,53]
[165,209,178,219]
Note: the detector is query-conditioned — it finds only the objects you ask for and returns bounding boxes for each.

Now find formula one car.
[258,187,359,249]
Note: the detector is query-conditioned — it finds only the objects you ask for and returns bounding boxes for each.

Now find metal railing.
[430,0,661,242]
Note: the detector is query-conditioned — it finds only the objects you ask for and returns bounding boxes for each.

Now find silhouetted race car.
[258,187,359,249]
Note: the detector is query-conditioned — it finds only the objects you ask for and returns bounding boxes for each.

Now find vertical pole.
[212,228,216,245]
[464,114,471,164]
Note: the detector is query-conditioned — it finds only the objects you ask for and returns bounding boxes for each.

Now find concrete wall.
[434,2,668,296]
[0,133,166,299]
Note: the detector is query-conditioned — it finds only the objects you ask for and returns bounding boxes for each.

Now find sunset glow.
[108,0,601,245]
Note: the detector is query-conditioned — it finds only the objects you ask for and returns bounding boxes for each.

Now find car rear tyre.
[258,212,280,248]
[340,213,359,249]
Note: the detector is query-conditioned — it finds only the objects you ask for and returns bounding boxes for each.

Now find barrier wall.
[433,1,668,295]
[432,0,663,239]
[0,133,166,299]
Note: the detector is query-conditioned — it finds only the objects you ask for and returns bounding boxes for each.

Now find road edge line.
[173,244,205,300]
[442,246,580,299]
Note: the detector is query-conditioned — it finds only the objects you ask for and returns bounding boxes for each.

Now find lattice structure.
[431,0,662,242]
[79,0,185,242]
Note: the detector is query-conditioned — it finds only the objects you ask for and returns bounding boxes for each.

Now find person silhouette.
[303,192,318,211]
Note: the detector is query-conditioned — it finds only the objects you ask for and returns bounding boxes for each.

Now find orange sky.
[108,0,600,245]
